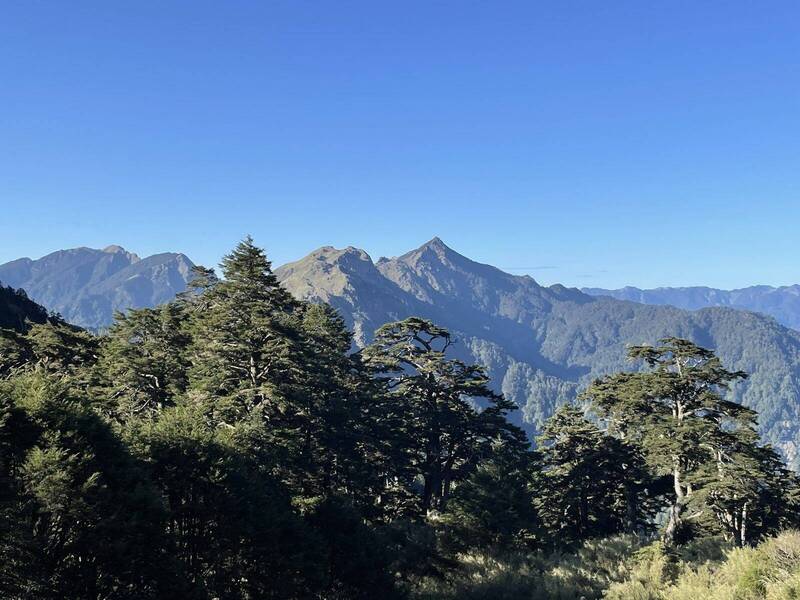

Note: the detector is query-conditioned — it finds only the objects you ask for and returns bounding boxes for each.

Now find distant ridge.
[0,246,194,329]
[583,285,800,330]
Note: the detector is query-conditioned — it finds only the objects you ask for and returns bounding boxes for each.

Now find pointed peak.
[400,237,459,259]
[421,236,448,251]
[103,245,140,262]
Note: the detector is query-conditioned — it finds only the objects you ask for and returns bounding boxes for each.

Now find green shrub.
[604,542,671,600]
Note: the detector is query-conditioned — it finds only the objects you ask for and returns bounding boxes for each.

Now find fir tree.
[96,303,190,419]
[363,317,526,515]
[188,237,300,423]
[536,405,657,547]
[582,337,789,546]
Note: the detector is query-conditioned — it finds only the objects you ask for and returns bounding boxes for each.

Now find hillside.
[0,245,194,329]
[0,284,51,331]
[277,238,800,465]
[584,284,800,330]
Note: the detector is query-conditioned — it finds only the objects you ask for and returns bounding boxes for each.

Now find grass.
[411,531,800,600]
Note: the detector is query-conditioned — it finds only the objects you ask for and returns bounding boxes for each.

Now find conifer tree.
[536,405,656,546]
[0,370,179,599]
[363,317,526,515]
[582,338,780,546]
[188,237,300,424]
[127,402,319,599]
[295,303,384,504]
[692,424,800,545]
[97,303,190,419]
[439,437,538,552]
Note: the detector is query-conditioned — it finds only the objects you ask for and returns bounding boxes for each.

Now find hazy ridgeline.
[1,238,799,600]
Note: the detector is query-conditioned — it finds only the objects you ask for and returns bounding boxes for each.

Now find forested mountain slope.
[0,245,194,329]
[584,284,800,330]
[277,238,800,464]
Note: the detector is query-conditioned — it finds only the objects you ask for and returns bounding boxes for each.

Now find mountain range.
[583,285,800,331]
[4,239,800,466]
[276,238,800,466]
[0,245,194,329]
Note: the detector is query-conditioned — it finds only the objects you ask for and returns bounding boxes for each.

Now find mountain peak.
[397,237,465,266]
[102,245,141,263]
[424,236,446,248]
[0,246,193,328]
[305,245,373,264]
[417,236,454,254]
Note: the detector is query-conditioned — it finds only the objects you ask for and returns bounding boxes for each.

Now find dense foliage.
[1,239,798,599]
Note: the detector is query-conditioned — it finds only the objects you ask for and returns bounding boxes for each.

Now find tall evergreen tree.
[363,317,526,516]
[96,303,190,420]
[188,237,301,424]
[582,337,787,546]
[294,303,383,504]
[536,405,657,547]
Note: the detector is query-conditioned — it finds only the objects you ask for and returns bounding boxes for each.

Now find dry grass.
[412,531,800,600]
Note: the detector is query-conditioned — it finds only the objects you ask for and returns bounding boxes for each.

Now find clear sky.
[1,1,799,289]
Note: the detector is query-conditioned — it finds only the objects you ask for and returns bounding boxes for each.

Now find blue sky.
[1,1,798,289]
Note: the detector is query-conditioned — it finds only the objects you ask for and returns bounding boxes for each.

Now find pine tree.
[582,338,779,546]
[535,406,657,547]
[363,317,526,516]
[97,303,190,420]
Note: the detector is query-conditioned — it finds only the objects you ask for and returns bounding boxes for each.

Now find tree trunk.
[663,463,685,546]
[740,502,748,547]
[624,483,638,533]
[663,502,683,546]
